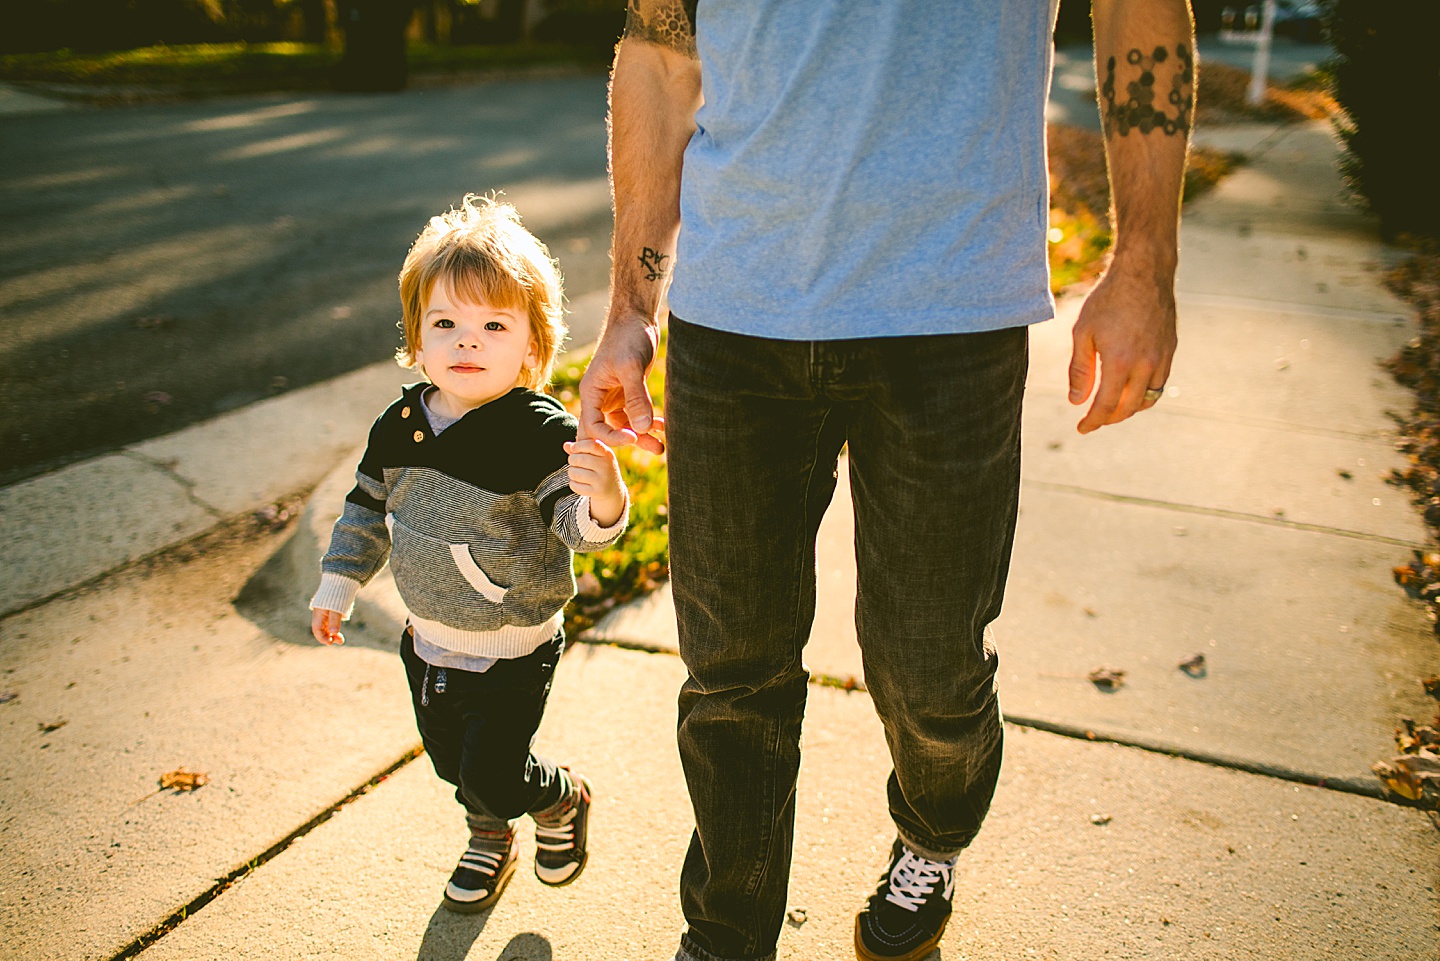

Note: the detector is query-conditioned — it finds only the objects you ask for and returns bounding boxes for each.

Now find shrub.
[1323,0,1440,239]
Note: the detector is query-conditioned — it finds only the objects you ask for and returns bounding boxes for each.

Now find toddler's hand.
[311,608,345,646]
[565,438,626,528]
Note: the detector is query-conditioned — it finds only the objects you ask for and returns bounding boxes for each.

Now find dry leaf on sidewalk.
[1088,667,1126,691]
[132,768,210,805]
[1178,653,1207,677]
[159,769,208,791]
[1372,753,1440,807]
[1422,675,1440,698]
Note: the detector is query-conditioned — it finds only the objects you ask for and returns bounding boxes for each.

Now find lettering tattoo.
[638,246,670,281]
[1102,44,1194,136]
[625,0,698,58]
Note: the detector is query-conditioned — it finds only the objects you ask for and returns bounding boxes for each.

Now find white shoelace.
[884,849,957,912]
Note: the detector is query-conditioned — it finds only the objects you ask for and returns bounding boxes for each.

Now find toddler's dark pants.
[400,626,567,828]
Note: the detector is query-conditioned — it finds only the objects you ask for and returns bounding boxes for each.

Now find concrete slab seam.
[1001,713,1407,805]
[1025,479,1426,549]
[105,744,425,961]
[575,638,1426,812]
[1176,291,1413,325]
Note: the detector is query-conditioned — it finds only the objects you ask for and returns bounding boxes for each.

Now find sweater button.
[401,406,411,419]
[413,430,424,443]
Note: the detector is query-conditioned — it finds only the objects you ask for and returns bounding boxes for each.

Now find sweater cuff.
[577,493,628,543]
[310,573,363,620]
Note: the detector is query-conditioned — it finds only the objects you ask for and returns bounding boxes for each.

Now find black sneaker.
[854,839,957,961]
[442,829,518,913]
[532,769,593,886]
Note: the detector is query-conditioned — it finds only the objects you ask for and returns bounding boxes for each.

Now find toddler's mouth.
[450,364,484,373]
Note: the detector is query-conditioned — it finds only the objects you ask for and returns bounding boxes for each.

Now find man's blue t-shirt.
[666,0,1060,341]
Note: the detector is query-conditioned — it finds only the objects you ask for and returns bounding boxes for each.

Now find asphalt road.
[0,73,615,486]
[1,37,1330,487]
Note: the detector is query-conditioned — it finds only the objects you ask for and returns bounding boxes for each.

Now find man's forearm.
[1092,0,1195,280]
[607,3,702,328]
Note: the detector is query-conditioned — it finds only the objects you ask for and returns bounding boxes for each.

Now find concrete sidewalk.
[3,117,1438,961]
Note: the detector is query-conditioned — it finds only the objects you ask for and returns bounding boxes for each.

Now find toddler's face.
[416,277,538,415]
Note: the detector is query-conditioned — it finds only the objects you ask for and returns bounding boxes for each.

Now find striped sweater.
[310,384,628,659]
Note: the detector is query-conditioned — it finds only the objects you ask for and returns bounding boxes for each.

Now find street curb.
[0,333,603,620]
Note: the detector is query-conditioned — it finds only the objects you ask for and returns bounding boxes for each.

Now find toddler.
[309,195,628,912]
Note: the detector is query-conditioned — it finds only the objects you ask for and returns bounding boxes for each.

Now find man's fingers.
[1077,365,1127,434]
[1068,327,1097,405]
[623,381,655,434]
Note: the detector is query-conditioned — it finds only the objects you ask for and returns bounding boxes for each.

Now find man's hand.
[1068,267,1177,434]
[565,437,628,528]
[311,608,345,646]
[578,315,665,452]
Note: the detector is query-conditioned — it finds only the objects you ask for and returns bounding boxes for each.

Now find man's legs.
[667,318,847,961]
[847,326,1027,857]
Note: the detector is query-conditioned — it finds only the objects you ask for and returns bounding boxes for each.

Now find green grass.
[0,41,611,91]
[550,333,669,636]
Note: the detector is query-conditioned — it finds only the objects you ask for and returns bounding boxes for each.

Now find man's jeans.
[665,317,1028,961]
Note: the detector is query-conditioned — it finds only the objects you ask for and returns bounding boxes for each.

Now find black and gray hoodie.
[310,384,628,659]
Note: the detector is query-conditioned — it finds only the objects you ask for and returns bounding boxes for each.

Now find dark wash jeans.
[399,627,566,827]
[666,317,1028,961]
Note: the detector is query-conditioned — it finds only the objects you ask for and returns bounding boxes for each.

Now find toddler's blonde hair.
[397,194,565,389]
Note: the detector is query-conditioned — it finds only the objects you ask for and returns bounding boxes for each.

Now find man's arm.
[1070,0,1194,433]
[579,0,702,450]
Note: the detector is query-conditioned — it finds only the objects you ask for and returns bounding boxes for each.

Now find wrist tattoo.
[625,0,698,58]
[1102,44,1194,136]
[638,247,669,282]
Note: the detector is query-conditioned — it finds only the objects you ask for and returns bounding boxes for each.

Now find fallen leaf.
[1372,754,1440,807]
[37,719,66,734]
[1178,653,1207,677]
[1422,675,1440,698]
[0,692,17,705]
[1337,469,1353,480]
[159,769,209,792]
[786,908,808,926]
[1088,667,1126,690]
[1090,813,1112,826]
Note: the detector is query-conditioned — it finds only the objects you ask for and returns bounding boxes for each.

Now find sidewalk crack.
[118,449,225,519]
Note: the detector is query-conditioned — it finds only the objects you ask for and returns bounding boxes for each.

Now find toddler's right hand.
[311,608,345,646]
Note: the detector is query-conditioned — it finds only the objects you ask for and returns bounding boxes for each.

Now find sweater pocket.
[386,514,510,624]
[449,543,509,603]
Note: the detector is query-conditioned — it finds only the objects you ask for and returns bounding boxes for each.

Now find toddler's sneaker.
[854,839,957,961]
[442,827,518,913]
[532,768,593,885]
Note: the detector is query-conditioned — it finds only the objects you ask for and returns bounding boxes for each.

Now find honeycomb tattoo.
[625,0,698,57]
[1102,44,1194,136]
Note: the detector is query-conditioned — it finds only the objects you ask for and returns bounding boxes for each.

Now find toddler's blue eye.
[485,321,504,331]
[435,318,454,328]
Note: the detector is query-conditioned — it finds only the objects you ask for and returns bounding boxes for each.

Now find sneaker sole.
[853,914,949,961]
[534,774,593,888]
[442,855,517,914]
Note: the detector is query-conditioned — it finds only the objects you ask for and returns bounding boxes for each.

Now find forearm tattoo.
[638,246,670,281]
[625,0,698,57]
[1102,44,1194,136]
